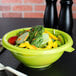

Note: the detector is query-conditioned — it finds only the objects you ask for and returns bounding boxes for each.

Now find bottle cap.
[46,0,57,3]
[61,0,73,5]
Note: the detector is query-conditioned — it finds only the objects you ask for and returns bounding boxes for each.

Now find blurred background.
[0,0,76,18]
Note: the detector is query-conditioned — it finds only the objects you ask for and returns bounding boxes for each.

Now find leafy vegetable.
[56,40,61,46]
[28,25,44,43]
[58,34,64,45]
[31,33,49,48]
[17,30,25,36]
[8,25,67,49]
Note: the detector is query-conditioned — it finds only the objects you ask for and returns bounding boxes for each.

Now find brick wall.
[0,0,76,18]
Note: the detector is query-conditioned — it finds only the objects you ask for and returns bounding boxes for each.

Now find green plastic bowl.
[2,28,75,68]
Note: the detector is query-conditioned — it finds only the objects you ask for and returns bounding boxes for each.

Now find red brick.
[73,13,76,19]
[57,5,61,16]
[0,6,10,11]
[2,13,22,18]
[2,0,22,3]
[24,0,44,4]
[57,5,61,11]
[35,5,45,11]
[72,5,76,12]
[57,0,60,4]
[24,13,43,18]
[13,5,32,11]
[73,0,76,4]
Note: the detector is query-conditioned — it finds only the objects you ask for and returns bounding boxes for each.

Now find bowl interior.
[2,28,74,55]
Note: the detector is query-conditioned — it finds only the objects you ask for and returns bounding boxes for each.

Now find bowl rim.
[2,27,73,55]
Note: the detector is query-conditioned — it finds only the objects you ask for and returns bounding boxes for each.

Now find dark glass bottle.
[59,0,73,34]
[44,0,58,29]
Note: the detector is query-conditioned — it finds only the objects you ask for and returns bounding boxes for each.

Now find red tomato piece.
[8,36,18,45]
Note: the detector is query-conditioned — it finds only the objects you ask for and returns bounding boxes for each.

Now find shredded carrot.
[35,31,37,36]
[32,29,34,31]
[17,38,21,41]
[32,38,35,41]
[26,30,30,32]
[20,33,23,36]
[24,34,29,41]
[32,45,38,49]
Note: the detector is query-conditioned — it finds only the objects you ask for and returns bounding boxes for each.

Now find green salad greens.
[8,25,67,49]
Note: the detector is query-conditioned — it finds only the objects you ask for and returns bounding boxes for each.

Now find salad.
[8,25,67,49]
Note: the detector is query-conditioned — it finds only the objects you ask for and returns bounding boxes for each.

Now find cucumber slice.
[40,33,49,47]
[16,32,29,44]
